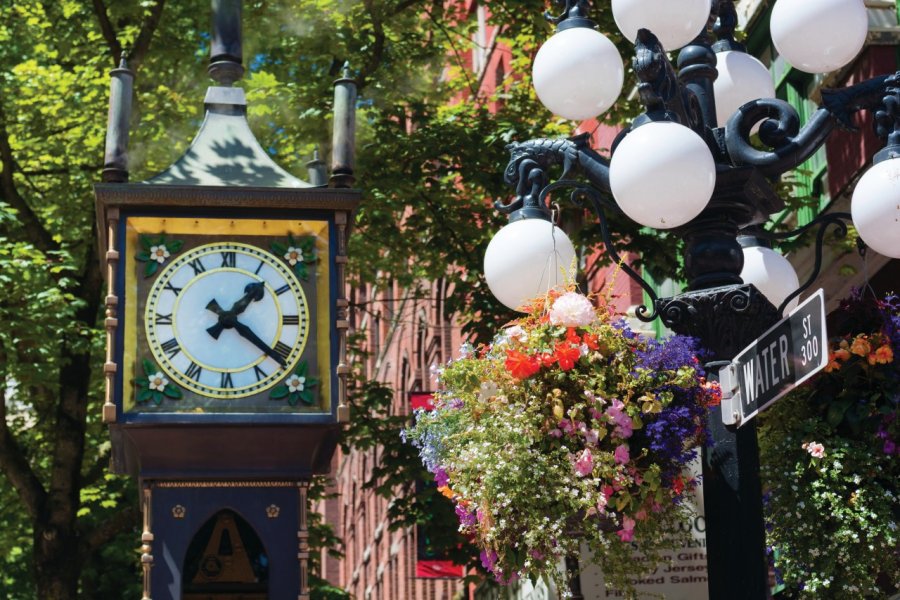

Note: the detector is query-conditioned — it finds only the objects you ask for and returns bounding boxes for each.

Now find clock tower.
[94,2,359,598]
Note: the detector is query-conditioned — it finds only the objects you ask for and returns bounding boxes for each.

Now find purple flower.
[433,466,449,487]
[885,439,897,455]
[480,549,498,572]
[635,335,704,376]
[455,504,477,528]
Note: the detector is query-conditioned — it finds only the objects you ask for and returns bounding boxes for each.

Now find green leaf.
[144,260,159,278]
[294,262,308,280]
[288,232,297,246]
[140,235,153,251]
[138,388,154,403]
[142,359,156,376]
[271,241,288,255]
[163,384,182,399]
[287,392,299,406]
[270,385,290,400]
[152,392,164,406]
[166,239,184,253]
[299,390,316,406]
[826,400,851,427]
[135,250,151,262]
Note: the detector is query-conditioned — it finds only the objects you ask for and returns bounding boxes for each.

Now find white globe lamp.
[713,51,776,127]
[533,26,624,121]
[770,0,868,74]
[609,121,716,229]
[739,240,800,314]
[612,0,711,51]
[484,218,577,312]
[851,158,900,259]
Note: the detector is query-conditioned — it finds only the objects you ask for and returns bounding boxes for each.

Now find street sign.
[720,289,828,427]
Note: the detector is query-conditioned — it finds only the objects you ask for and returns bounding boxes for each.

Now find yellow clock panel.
[122,216,331,414]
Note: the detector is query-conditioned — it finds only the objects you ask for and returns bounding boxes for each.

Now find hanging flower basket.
[759,290,899,598]
[406,291,720,592]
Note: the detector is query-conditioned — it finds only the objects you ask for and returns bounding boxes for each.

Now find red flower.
[582,332,599,350]
[539,353,557,368]
[505,349,541,379]
[565,327,581,345]
[553,342,581,371]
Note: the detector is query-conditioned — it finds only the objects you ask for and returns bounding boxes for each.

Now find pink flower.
[616,516,636,542]
[614,444,630,465]
[584,429,599,446]
[574,449,594,477]
[606,399,634,439]
[802,441,825,458]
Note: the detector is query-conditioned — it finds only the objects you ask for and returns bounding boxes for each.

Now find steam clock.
[94,2,358,598]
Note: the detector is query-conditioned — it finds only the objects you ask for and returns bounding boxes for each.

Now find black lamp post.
[482,1,900,598]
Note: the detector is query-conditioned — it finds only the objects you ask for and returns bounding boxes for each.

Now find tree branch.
[0,383,48,522]
[90,0,123,66]
[78,505,141,559]
[129,0,167,71]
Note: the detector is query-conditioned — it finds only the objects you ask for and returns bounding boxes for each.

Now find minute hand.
[232,320,287,367]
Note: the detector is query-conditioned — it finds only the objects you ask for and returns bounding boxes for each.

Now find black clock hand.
[206,281,266,339]
[231,320,287,367]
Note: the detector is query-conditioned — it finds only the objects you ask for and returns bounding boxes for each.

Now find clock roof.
[143,86,315,189]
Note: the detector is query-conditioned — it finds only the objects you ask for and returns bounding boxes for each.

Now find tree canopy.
[0,1,674,597]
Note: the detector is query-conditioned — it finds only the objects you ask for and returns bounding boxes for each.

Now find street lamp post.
[482,1,900,598]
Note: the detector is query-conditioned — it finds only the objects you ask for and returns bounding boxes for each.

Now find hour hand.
[205,300,227,339]
[232,320,286,367]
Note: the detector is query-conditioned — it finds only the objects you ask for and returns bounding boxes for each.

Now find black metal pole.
[658,285,778,600]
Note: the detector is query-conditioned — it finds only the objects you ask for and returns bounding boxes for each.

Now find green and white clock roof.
[144,86,316,189]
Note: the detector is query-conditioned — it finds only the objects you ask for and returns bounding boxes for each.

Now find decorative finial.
[306,147,327,186]
[545,0,596,31]
[330,62,357,188]
[102,53,134,182]
[208,0,244,85]
[712,0,745,52]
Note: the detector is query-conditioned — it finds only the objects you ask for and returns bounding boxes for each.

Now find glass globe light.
[532,26,624,121]
[484,218,577,311]
[851,158,900,259]
[609,121,716,229]
[770,0,867,74]
[740,243,800,314]
[612,0,710,51]
[713,51,776,127]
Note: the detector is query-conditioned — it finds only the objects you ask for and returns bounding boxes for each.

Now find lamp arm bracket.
[537,179,661,322]
[746,212,855,315]
[725,73,900,176]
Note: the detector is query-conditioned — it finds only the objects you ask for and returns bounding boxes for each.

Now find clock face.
[144,242,309,399]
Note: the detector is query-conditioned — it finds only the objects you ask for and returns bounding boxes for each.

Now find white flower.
[505,325,528,342]
[287,375,306,393]
[459,342,475,358]
[148,372,168,391]
[284,246,302,265]
[149,245,170,264]
[479,381,499,401]
[548,292,595,327]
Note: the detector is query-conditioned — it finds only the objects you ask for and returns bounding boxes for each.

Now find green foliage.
[759,292,899,598]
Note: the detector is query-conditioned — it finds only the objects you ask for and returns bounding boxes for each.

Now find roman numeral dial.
[143,241,311,400]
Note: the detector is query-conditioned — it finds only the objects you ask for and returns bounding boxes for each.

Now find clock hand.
[231,320,287,367]
[206,281,266,339]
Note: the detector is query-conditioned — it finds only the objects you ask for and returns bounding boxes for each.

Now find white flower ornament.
[148,372,168,391]
[287,375,306,393]
[149,245,170,264]
[284,247,302,266]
